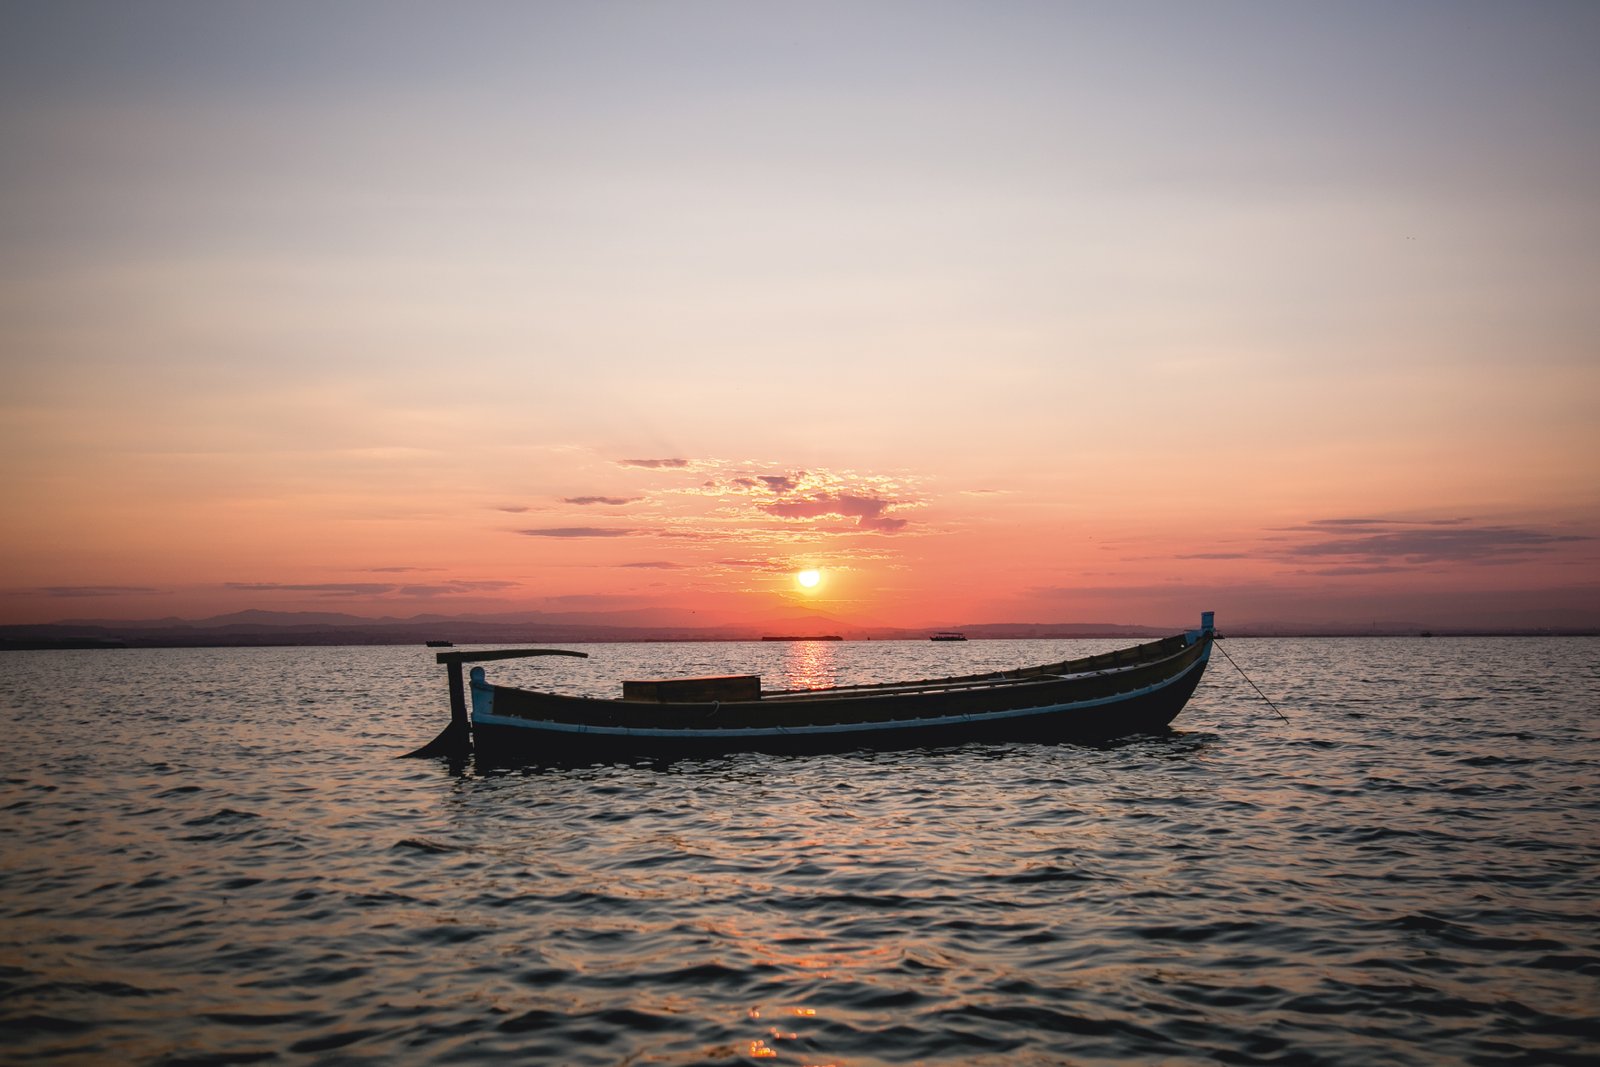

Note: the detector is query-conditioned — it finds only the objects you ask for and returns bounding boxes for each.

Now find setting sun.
[0,4,1594,641]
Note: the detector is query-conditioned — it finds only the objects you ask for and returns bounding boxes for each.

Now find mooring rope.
[1214,640,1290,723]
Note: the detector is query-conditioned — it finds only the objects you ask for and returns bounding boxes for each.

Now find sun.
[796,569,821,589]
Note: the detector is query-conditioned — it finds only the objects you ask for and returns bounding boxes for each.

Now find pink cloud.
[517,527,634,538]
[226,582,397,595]
[398,580,519,596]
[1284,519,1589,567]
[764,493,908,533]
[220,580,518,599]
[27,585,164,598]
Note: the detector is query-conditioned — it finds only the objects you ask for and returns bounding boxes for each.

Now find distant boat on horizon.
[930,632,968,642]
[761,635,844,642]
[425,640,454,648]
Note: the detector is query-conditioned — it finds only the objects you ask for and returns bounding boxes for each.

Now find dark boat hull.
[466,620,1214,760]
[474,660,1206,758]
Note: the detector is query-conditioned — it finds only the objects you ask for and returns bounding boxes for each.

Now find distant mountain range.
[0,607,1176,649]
[1,607,1591,650]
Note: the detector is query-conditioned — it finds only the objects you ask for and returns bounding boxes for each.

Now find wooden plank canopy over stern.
[436,648,589,665]
[439,648,590,736]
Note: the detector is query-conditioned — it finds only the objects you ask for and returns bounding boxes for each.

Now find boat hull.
[468,626,1213,760]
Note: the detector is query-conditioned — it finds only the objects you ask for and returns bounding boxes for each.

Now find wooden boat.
[406,613,1214,760]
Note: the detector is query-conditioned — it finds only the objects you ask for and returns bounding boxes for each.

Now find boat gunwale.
[753,637,1195,702]
[757,631,1192,699]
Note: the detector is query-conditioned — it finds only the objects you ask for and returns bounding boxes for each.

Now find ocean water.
[1,637,1597,1066]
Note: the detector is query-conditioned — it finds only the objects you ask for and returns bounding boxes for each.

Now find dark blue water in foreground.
[2,637,1597,1066]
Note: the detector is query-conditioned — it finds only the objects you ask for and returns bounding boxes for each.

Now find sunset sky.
[2,2,1597,631]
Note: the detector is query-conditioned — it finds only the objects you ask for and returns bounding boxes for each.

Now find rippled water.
[2,637,1597,1065]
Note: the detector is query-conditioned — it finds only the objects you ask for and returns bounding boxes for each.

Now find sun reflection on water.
[781,640,841,690]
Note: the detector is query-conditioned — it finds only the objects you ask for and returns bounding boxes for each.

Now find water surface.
[2,637,1597,1065]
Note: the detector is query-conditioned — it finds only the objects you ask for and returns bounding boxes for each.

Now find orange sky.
[2,4,1597,631]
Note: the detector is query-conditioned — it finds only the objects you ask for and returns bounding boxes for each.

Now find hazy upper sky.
[2,1,1597,629]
